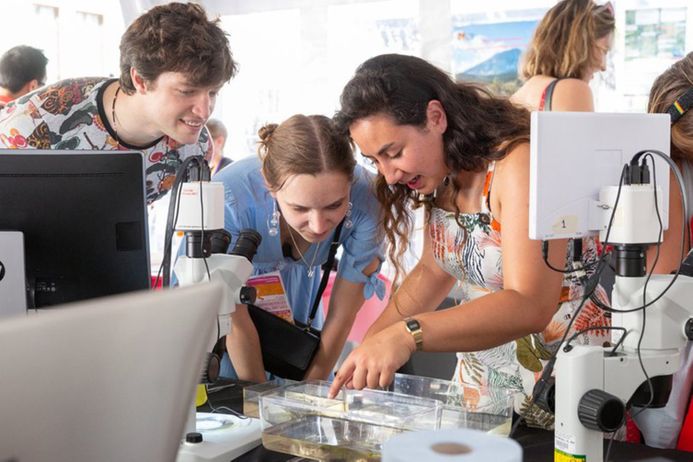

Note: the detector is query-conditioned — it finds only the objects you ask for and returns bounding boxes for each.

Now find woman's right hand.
[328,320,416,398]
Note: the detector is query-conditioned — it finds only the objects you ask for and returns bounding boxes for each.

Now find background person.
[206,118,232,174]
[0,45,48,109]
[511,0,615,112]
[632,52,693,450]
[0,2,236,204]
[215,114,385,382]
[328,54,610,430]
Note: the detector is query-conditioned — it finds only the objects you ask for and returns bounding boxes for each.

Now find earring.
[443,175,451,187]
[344,201,353,229]
[268,201,280,236]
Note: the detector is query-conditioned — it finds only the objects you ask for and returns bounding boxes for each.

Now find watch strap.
[404,317,423,351]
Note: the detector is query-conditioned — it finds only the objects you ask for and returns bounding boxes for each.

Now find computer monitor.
[0,282,223,462]
[0,150,150,308]
[529,112,670,241]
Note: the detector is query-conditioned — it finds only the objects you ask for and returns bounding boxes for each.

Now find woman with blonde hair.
[512,0,615,111]
[215,114,384,381]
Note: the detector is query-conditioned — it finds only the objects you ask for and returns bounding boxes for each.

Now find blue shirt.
[213,156,385,329]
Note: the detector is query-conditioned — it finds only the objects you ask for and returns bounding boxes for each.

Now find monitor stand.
[0,231,27,318]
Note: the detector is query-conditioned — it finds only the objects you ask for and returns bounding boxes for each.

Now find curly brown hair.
[119,2,236,94]
[521,0,614,80]
[334,54,530,281]
[648,52,693,163]
[257,114,356,192]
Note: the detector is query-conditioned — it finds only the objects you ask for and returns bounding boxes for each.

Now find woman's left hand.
[328,321,415,398]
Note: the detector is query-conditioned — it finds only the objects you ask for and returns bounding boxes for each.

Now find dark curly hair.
[334,53,530,280]
[119,2,237,94]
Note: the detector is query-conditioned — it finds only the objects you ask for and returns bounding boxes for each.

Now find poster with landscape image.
[452,12,544,96]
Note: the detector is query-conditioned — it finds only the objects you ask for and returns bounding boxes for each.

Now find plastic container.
[242,377,298,418]
[389,373,514,435]
[257,380,442,460]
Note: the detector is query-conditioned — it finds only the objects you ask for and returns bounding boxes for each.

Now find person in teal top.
[215,114,385,381]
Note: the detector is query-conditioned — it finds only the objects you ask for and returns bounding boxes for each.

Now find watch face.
[405,318,421,331]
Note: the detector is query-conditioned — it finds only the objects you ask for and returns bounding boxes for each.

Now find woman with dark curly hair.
[512,0,614,112]
[328,54,610,429]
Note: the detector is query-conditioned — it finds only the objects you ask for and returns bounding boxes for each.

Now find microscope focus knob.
[239,286,257,305]
[578,389,625,432]
[685,318,693,341]
[185,432,203,444]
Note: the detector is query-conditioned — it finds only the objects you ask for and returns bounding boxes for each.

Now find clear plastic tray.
[345,387,442,432]
[242,377,297,418]
[259,380,347,429]
[389,373,513,435]
[258,380,442,460]
[261,414,404,462]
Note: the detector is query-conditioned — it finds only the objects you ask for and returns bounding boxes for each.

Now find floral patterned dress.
[429,162,611,429]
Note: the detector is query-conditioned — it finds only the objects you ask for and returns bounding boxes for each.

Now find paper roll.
[382,429,522,462]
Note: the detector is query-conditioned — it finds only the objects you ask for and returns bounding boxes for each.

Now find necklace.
[288,227,321,278]
[111,85,121,146]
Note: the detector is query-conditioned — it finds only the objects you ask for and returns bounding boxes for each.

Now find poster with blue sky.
[452,11,544,95]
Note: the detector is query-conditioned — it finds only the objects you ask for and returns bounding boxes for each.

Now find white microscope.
[528,112,692,462]
[553,162,693,462]
[161,157,264,461]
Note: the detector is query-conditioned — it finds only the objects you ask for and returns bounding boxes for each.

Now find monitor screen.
[529,112,671,241]
[0,150,150,308]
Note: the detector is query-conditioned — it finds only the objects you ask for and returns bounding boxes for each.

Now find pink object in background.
[321,273,392,344]
[151,276,163,289]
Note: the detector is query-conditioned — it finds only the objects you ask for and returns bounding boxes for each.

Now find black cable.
[509,252,610,437]
[203,384,248,419]
[591,152,686,314]
[155,176,185,288]
[157,155,207,287]
[628,154,660,421]
[510,164,630,437]
[542,239,600,275]
[583,149,688,314]
[563,326,628,354]
[597,151,683,445]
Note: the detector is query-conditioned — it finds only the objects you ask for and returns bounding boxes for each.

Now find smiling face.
[274,171,351,243]
[137,71,222,145]
[349,103,449,195]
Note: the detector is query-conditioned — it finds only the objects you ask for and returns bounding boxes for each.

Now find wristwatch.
[403,317,423,351]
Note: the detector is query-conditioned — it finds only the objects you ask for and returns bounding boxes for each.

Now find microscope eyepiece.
[230,229,262,262]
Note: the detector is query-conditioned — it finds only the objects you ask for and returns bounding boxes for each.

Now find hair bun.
[258,123,278,142]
